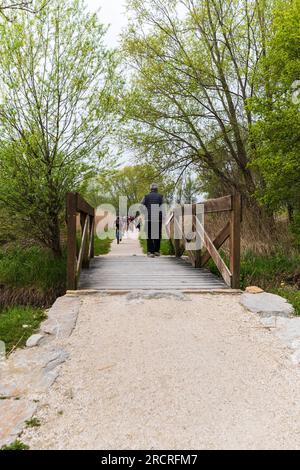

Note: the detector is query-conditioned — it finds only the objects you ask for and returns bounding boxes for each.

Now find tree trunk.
[288,204,294,224]
[49,215,62,257]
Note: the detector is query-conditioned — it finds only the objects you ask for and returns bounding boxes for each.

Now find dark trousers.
[146,221,162,253]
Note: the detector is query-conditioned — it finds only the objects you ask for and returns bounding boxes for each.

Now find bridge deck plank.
[79,256,229,291]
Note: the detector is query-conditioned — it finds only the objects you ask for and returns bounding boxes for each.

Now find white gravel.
[22,292,300,450]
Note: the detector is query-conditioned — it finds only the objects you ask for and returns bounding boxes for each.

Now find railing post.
[81,213,90,269]
[66,192,77,290]
[192,203,202,268]
[173,208,183,257]
[230,191,241,289]
[90,214,95,259]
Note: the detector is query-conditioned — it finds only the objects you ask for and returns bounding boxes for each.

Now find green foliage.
[0,246,66,291]
[291,211,300,248]
[0,0,119,255]
[121,0,268,199]
[272,287,300,316]
[0,245,66,308]
[207,249,300,315]
[0,305,45,354]
[85,164,175,210]
[175,174,201,204]
[93,235,113,256]
[239,251,300,291]
[139,235,175,256]
[25,417,41,428]
[250,0,300,213]
[1,440,29,451]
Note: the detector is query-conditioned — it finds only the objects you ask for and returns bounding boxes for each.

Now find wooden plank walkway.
[79,256,228,291]
[78,237,229,291]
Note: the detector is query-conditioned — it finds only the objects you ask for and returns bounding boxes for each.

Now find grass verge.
[94,234,113,255]
[1,440,29,450]
[0,306,46,355]
[206,250,300,315]
[271,287,300,316]
[0,246,66,308]
[139,235,175,256]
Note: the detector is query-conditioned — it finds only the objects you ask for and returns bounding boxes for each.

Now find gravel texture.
[21,292,300,450]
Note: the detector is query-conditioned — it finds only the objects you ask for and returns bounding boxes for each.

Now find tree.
[121,0,272,207]
[85,164,175,210]
[250,0,300,220]
[0,1,38,14]
[0,0,119,255]
[175,173,200,204]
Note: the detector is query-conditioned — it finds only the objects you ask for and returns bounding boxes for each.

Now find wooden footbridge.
[66,192,242,292]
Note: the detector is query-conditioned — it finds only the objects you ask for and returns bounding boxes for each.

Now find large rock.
[40,296,80,339]
[0,346,69,398]
[272,316,300,353]
[26,334,45,348]
[240,292,294,317]
[245,286,264,294]
[0,294,79,447]
[0,399,37,447]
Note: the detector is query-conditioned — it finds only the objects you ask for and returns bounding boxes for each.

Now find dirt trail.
[22,292,300,450]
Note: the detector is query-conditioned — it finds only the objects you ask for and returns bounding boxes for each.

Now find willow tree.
[121,0,272,205]
[0,1,40,18]
[0,0,119,255]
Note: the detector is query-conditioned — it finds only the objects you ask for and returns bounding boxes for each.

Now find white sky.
[85,0,128,47]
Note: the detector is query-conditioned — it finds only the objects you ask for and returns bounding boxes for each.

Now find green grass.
[1,440,29,450]
[139,235,175,256]
[0,246,66,292]
[0,245,63,353]
[239,251,300,291]
[163,237,300,315]
[205,249,300,315]
[0,306,46,354]
[0,235,113,354]
[25,417,41,428]
[271,287,300,316]
[240,252,300,315]
[94,233,114,255]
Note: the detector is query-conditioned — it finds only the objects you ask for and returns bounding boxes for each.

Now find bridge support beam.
[66,193,78,290]
[230,192,241,289]
[66,192,95,291]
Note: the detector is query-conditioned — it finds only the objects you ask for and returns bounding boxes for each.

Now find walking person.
[115,216,122,244]
[141,183,164,258]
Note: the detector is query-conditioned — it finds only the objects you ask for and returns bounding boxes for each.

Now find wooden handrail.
[165,192,242,289]
[66,192,95,290]
[203,195,232,213]
[76,215,89,276]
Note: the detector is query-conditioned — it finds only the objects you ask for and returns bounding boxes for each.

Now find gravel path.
[22,291,300,450]
[109,230,143,256]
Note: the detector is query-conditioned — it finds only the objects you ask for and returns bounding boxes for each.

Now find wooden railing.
[66,193,95,290]
[166,192,242,289]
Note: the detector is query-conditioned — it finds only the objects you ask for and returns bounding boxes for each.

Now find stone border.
[0,295,81,447]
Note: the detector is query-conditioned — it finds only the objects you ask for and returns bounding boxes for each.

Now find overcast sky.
[85,0,128,47]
